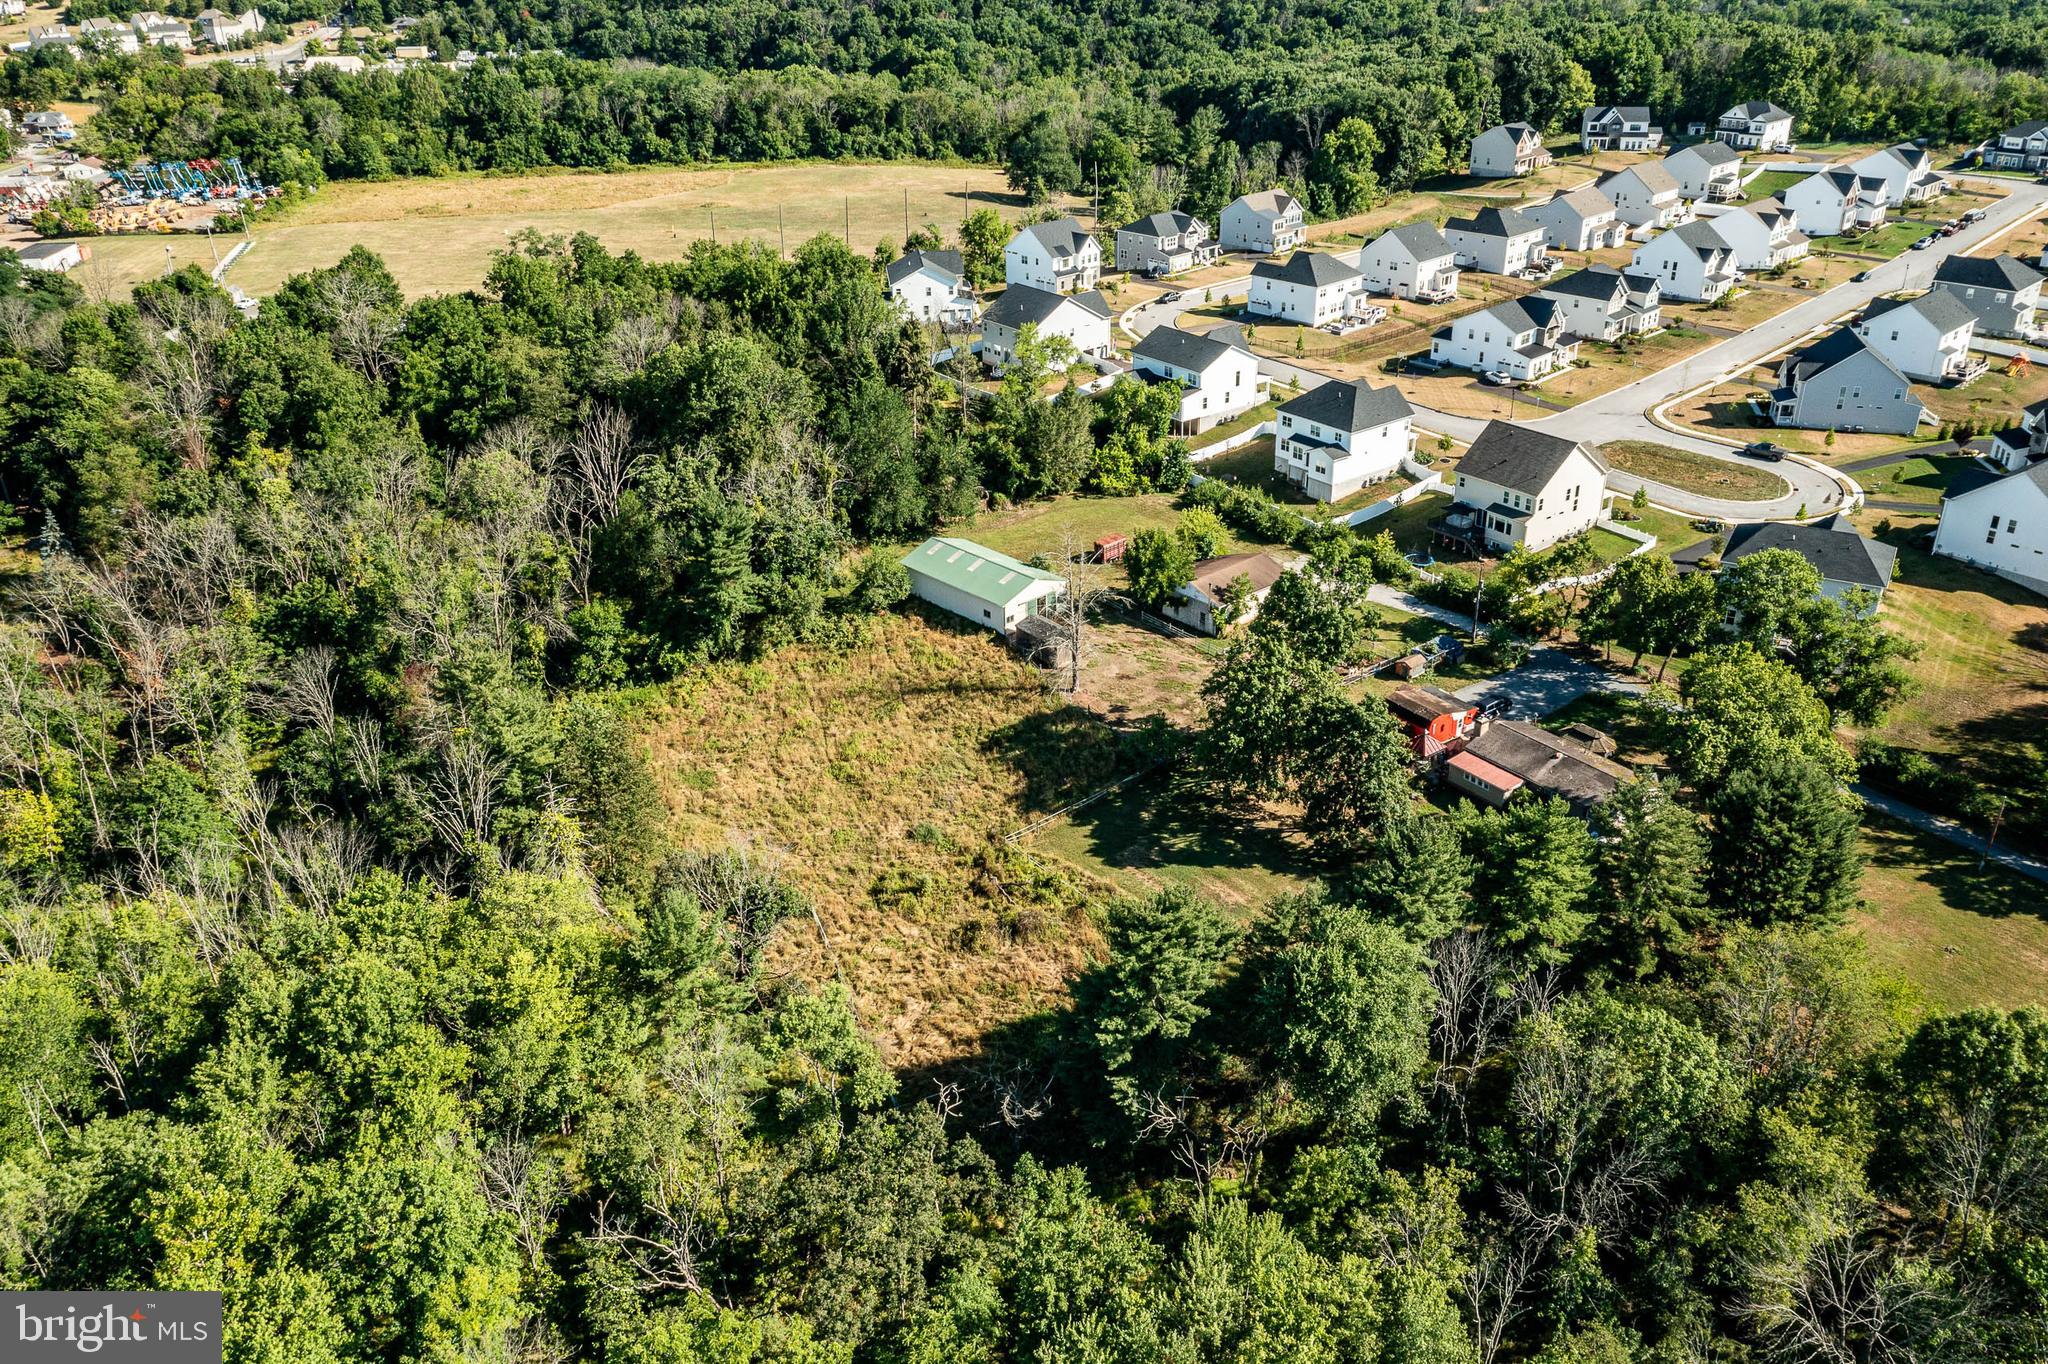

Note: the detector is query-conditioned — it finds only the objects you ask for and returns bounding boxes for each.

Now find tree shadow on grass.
[1861,811,2048,925]
[1044,768,1318,905]
[980,706,1134,812]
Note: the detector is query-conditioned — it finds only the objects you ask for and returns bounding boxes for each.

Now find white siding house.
[1469,123,1553,178]
[1273,378,1416,503]
[1218,190,1305,255]
[1663,140,1744,202]
[1771,330,1927,435]
[1003,217,1101,293]
[1247,251,1364,325]
[1526,188,1627,252]
[977,287,1112,369]
[1442,206,1549,276]
[902,537,1065,634]
[1358,222,1460,301]
[1848,143,1950,208]
[1163,553,1291,634]
[1129,325,1266,434]
[1852,292,1983,385]
[1114,210,1218,276]
[1630,220,1740,301]
[1714,101,1795,152]
[1581,106,1663,152]
[1933,463,2048,597]
[1710,198,1809,271]
[1600,163,1686,230]
[1535,266,1662,342]
[1782,168,1888,237]
[1429,297,1581,382]
[1449,423,1612,552]
[1989,399,2048,471]
[886,250,979,327]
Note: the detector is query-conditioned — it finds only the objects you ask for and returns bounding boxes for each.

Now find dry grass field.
[78,162,1080,300]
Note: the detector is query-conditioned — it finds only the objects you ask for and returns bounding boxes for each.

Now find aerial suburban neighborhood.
[7,3,2048,1350]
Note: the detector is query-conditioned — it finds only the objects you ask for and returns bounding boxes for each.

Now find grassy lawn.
[1670,377,1937,462]
[949,490,1284,565]
[1600,439,1792,501]
[1841,219,1946,260]
[1855,455,1991,507]
[1588,526,1646,564]
[1188,401,1281,452]
[639,612,1129,1064]
[1740,171,1808,204]
[1613,503,1717,558]
[1200,438,1415,515]
[76,162,1079,299]
[1028,773,1317,915]
[1917,352,2048,429]
[1854,813,2048,1012]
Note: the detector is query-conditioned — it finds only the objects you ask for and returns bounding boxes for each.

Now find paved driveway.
[1452,647,1645,718]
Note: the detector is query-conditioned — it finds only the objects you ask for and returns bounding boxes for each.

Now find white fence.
[1346,471,1445,527]
[1189,419,1275,462]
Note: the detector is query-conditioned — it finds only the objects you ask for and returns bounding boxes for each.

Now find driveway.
[1451,646,1645,718]
[1127,175,2048,522]
[1856,784,2048,885]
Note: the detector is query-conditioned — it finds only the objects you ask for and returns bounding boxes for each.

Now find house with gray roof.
[1114,210,1217,276]
[1219,189,1305,255]
[1711,197,1809,271]
[1535,265,1662,342]
[1983,119,2048,174]
[1663,139,1744,201]
[1272,378,1415,502]
[1443,206,1549,276]
[1468,122,1553,179]
[1782,167,1888,236]
[1358,222,1459,301]
[1631,219,1740,301]
[886,250,978,328]
[1582,106,1663,152]
[1771,329,1926,435]
[902,537,1066,634]
[1526,187,1626,252]
[1247,250,1364,325]
[1449,422,1611,552]
[1849,143,1949,208]
[977,285,1111,370]
[1721,516,1898,609]
[1129,324,1265,434]
[1453,719,1631,811]
[1853,292,1983,385]
[1990,398,2048,471]
[1931,253,2045,340]
[1715,101,1795,152]
[1600,162,1686,229]
[1003,217,1100,293]
[1429,296,1580,382]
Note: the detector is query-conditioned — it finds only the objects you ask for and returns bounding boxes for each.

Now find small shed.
[1393,652,1430,680]
[1008,614,1075,672]
[1093,533,1127,564]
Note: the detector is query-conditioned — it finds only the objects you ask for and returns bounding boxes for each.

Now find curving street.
[1123,175,2048,520]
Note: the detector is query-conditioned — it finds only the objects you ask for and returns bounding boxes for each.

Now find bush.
[1184,477,1305,546]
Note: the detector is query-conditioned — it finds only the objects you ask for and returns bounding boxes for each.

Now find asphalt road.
[1451,646,1646,717]
[1124,174,2048,522]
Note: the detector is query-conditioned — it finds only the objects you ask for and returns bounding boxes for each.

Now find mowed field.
[76,162,1078,299]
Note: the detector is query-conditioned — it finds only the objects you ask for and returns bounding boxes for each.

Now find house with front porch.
[1581,106,1663,152]
[886,250,979,328]
[1715,101,1796,152]
[1600,163,1686,230]
[1983,120,2048,174]
[1710,197,1809,271]
[1129,324,1266,435]
[1114,210,1218,276]
[1442,206,1549,276]
[1247,251,1365,325]
[1930,253,2045,340]
[1630,220,1740,301]
[1664,140,1745,202]
[1852,292,1983,386]
[1429,297,1581,382]
[1535,265,1662,342]
[1849,143,1949,208]
[1219,189,1306,255]
[977,286,1112,370]
[1782,167,1888,237]
[1273,378,1416,503]
[1526,187,1627,252]
[1358,222,1460,301]
[1448,422,1612,553]
[1469,123,1554,179]
[1770,329,1927,435]
[1003,217,1101,293]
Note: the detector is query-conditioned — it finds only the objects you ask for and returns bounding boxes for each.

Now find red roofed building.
[1385,685,1480,760]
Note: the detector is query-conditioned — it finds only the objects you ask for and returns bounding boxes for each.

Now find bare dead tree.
[1735,1217,1959,1364]
[658,1026,756,1226]
[1037,529,1117,696]
[481,1138,566,1274]
[603,311,673,377]
[133,294,230,468]
[1427,930,1513,1117]
[1465,1224,1547,1364]
[590,1193,710,1296]
[317,267,402,385]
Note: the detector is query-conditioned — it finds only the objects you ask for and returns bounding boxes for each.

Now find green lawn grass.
[947,491,1284,565]
[1189,401,1280,451]
[1587,526,1646,565]
[1616,504,1717,558]
[1739,170,1807,204]
[1200,438,1415,515]
[1856,455,1986,506]
[1842,219,1946,259]
[1600,439,1792,502]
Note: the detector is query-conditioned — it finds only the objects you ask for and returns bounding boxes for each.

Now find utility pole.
[709,205,716,245]
[1471,564,1484,646]
[778,204,785,259]
[1092,163,1100,229]
[903,186,910,246]
[844,196,851,246]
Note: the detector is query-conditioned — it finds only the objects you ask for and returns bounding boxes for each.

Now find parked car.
[1851,269,1873,282]
[1404,356,1444,374]
[1912,235,1937,250]
[1160,291,1182,303]
[1742,441,1788,461]
[1481,370,1513,386]
[1478,696,1513,721]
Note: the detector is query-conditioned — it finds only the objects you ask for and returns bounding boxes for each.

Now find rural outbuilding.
[901,537,1066,635]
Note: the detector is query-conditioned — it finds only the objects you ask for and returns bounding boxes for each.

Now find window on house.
[1990,530,2000,545]
[2009,519,2019,533]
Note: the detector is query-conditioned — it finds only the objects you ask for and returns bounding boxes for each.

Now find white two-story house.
[1771,329,1927,435]
[1451,422,1612,553]
[1526,187,1627,253]
[1429,296,1580,382]
[1601,163,1687,230]
[1714,101,1796,152]
[1782,167,1888,237]
[886,250,979,328]
[1931,254,2046,341]
[1852,292,1984,386]
[1129,325,1267,435]
[1003,217,1101,294]
[1443,206,1549,276]
[1219,190,1305,255]
[1983,120,2048,174]
[977,286,1112,370]
[1631,220,1740,302]
[1710,197,1809,271]
[1358,222,1460,301]
[1535,265,1662,342]
[1663,140,1744,202]
[1273,378,1416,503]
[1468,123,1553,179]
[1990,398,2048,471]
[1115,210,1218,276]
[1849,143,1949,208]
[1247,251,1365,325]
[1582,106,1664,152]
[1933,462,2048,597]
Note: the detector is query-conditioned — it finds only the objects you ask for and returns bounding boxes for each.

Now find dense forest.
[15,0,2048,224]
[0,221,2041,1361]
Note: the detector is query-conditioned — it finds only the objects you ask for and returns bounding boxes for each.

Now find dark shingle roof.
[1782,328,1908,386]
[1455,422,1607,494]
[1119,210,1200,238]
[886,249,964,287]
[1540,264,1641,302]
[1251,250,1362,287]
[1933,253,2045,292]
[1723,517,1897,592]
[1444,206,1542,239]
[1465,720,1630,806]
[1132,323,1244,371]
[1668,219,1735,257]
[1014,217,1093,256]
[1726,100,1792,121]
[1860,290,1977,333]
[1671,139,1741,167]
[983,284,1108,329]
[1376,221,1453,258]
[1278,377,1414,432]
[1587,105,1653,124]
